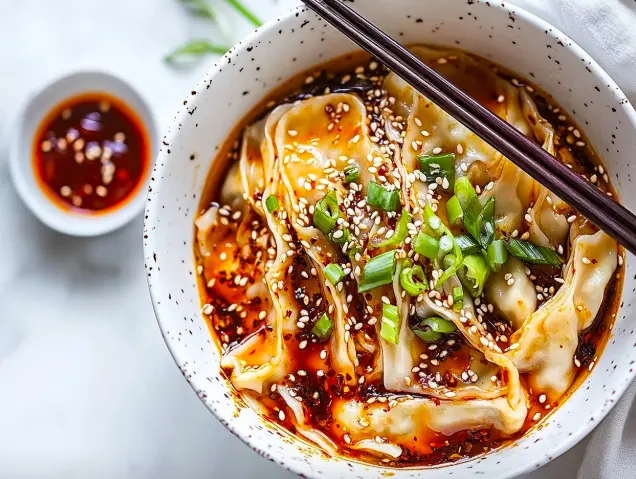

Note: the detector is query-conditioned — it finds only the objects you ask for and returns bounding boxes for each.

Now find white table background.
[0,1,589,477]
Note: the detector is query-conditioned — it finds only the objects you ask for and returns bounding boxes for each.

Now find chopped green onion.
[330,227,350,246]
[486,239,509,272]
[413,232,439,259]
[439,234,454,253]
[452,286,464,312]
[455,234,481,255]
[372,211,411,249]
[312,313,334,341]
[265,195,279,213]
[464,196,496,249]
[358,250,397,293]
[454,176,478,211]
[505,239,563,267]
[380,303,400,344]
[423,204,444,235]
[479,196,496,247]
[412,317,457,342]
[367,181,401,211]
[313,190,340,235]
[446,195,463,226]
[423,317,457,333]
[343,164,360,183]
[323,263,345,285]
[400,261,428,296]
[458,254,490,297]
[418,153,456,188]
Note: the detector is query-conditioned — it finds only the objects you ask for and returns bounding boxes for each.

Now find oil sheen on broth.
[194,46,623,467]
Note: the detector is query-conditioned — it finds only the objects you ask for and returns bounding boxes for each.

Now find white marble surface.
[0,1,588,477]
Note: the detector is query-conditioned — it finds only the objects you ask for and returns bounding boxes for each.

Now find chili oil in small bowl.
[9,71,157,236]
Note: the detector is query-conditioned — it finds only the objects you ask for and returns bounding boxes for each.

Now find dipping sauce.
[33,93,150,213]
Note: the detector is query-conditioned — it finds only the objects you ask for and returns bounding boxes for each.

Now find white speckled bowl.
[144,1,636,477]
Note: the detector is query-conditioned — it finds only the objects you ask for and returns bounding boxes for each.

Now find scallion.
[323,263,345,285]
[380,303,400,344]
[423,204,444,235]
[313,190,340,235]
[458,254,490,297]
[164,40,230,64]
[312,313,334,341]
[343,164,360,183]
[367,181,401,211]
[358,250,397,293]
[418,153,455,188]
[486,239,508,272]
[505,239,563,267]
[372,211,411,249]
[446,195,463,226]
[454,176,478,211]
[455,234,481,255]
[413,232,439,259]
[399,260,428,296]
[452,286,464,312]
[412,317,457,343]
[439,234,454,253]
[265,195,279,213]
[420,204,464,287]
[224,0,262,26]
[464,196,496,249]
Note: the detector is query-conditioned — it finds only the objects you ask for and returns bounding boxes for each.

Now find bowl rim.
[144,1,636,477]
[9,69,157,237]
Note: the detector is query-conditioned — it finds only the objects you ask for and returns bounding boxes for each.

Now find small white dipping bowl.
[144,1,636,478]
[9,71,157,237]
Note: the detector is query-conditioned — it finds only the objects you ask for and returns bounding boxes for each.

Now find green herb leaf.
[225,0,262,26]
[179,0,218,19]
[164,40,230,64]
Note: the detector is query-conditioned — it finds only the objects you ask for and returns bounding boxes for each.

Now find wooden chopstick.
[301,0,636,255]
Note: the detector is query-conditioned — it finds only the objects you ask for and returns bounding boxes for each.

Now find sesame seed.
[532,412,542,421]
[432,147,443,154]
[581,257,591,265]
[497,95,505,103]
[279,410,286,421]
[539,394,547,404]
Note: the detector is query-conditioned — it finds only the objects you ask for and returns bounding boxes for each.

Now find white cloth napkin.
[508,1,636,478]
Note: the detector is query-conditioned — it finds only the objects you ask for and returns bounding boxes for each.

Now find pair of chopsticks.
[301,0,636,255]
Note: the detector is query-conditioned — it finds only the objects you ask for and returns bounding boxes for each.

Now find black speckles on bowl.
[143,1,636,478]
